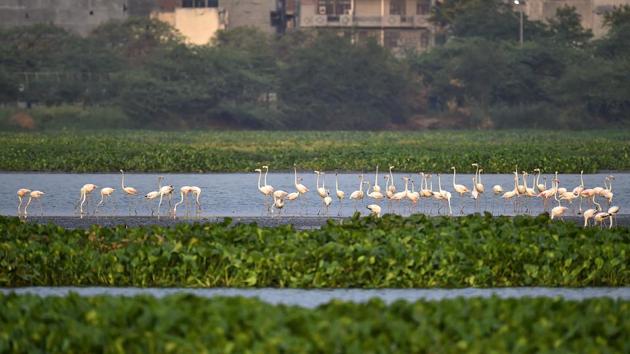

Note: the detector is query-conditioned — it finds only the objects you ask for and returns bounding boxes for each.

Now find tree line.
[0,1,628,129]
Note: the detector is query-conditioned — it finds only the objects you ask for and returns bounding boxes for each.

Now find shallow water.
[2,287,628,307]
[1,172,627,217]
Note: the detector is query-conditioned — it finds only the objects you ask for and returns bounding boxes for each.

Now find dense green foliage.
[1,294,629,353]
[0,130,628,172]
[1,4,629,129]
[1,214,628,287]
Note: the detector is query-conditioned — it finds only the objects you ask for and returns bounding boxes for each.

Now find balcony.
[300,14,431,28]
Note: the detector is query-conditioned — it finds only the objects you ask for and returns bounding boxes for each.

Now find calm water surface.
[0,172,627,217]
[2,287,629,307]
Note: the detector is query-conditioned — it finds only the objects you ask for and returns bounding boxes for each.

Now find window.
[389,0,406,15]
[384,30,401,48]
[416,0,430,14]
[420,30,430,48]
[316,0,351,16]
[182,0,217,8]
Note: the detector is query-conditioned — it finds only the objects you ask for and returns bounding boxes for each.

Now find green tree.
[547,6,593,48]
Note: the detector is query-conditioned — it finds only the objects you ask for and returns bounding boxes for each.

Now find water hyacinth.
[1,214,628,287]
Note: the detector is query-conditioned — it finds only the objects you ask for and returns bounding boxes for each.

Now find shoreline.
[15,214,630,229]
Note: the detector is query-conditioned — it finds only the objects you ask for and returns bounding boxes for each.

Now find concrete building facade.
[298,0,435,53]
[524,0,630,37]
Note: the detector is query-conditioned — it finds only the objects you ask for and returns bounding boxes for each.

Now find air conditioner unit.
[313,14,327,25]
[383,15,401,26]
[339,14,353,26]
[301,15,314,25]
[414,15,429,27]
[318,6,327,15]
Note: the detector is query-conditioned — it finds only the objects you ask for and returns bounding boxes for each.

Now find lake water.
[0,172,627,217]
[2,287,628,307]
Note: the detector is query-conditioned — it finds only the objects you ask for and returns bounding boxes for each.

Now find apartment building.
[298,0,435,53]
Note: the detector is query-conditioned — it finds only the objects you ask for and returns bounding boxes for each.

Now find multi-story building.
[0,0,275,44]
[524,0,630,37]
[298,0,435,53]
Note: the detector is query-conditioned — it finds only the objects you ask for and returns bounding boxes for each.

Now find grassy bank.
[0,130,629,172]
[0,294,628,353]
[1,214,628,287]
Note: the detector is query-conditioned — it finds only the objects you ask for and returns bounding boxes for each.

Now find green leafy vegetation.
[0,130,628,172]
[1,214,628,287]
[1,5,629,129]
[0,294,628,353]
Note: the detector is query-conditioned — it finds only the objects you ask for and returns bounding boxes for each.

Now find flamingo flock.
[13,165,622,228]
[255,164,621,228]
[17,170,201,219]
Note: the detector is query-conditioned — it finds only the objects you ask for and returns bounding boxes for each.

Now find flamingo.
[23,190,45,217]
[407,179,420,213]
[534,168,546,193]
[437,173,452,215]
[600,176,614,205]
[451,167,469,196]
[320,190,333,215]
[391,177,409,213]
[314,171,327,198]
[388,166,396,194]
[272,194,285,216]
[293,165,309,196]
[472,163,484,193]
[335,172,345,215]
[572,170,585,196]
[157,182,174,218]
[173,186,192,218]
[144,176,163,216]
[95,187,115,215]
[492,185,504,195]
[420,173,433,198]
[516,166,526,195]
[583,207,597,227]
[120,169,139,214]
[367,204,382,217]
[367,180,384,200]
[17,188,31,216]
[372,165,381,193]
[550,179,568,220]
[349,174,366,211]
[607,205,620,228]
[255,168,274,212]
[78,183,98,217]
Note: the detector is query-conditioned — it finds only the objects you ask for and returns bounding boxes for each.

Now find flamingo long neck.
[315,173,320,189]
[294,167,298,185]
[257,171,262,190]
[523,174,529,190]
[410,180,415,193]
[264,168,269,186]
[404,179,409,193]
[475,165,479,183]
[335,175,340,192]
[374,166,379,186]
[592,196,601,211]
[535,170,540,187]
[452,168,457,187]
[438,175,443,192]
[513,173,518,192]
[389,167,393,184]
[121,171,126,190]
[478,170,482,185]
[158,177,163,190]
[580,171,584,187]
[358,175,364,191]
[176,191,185,206]
[607,178,613,192]
[322,175,326,189]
